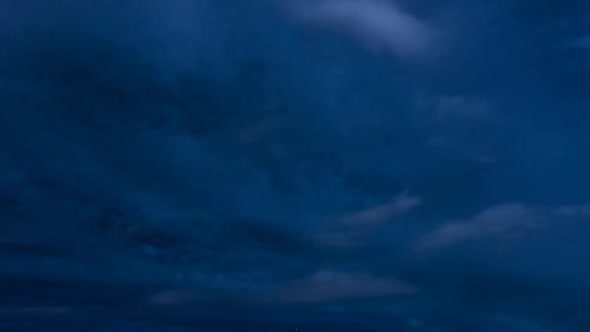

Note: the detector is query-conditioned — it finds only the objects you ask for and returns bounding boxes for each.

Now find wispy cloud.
[414,201,590,253]
[413,203,540,252]
[340,192,420,226]
[284,0,436,60]
[312,192,420,247]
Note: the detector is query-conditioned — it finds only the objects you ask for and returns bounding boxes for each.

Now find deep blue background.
[1,0,590,330]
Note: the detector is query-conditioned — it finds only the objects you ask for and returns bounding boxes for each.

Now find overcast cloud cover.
[1,0,590,330]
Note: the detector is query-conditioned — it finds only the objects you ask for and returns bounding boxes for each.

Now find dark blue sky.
[1,0,590,330]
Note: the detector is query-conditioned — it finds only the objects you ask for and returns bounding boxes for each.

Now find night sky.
[1,0,590,330]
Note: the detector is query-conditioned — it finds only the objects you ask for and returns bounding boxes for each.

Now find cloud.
[340,191,421,226]
[274,270,416,303]
[284,0,436,60]
[414,201,590,253]
[413,203,540,252]
[311,192,420,247]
